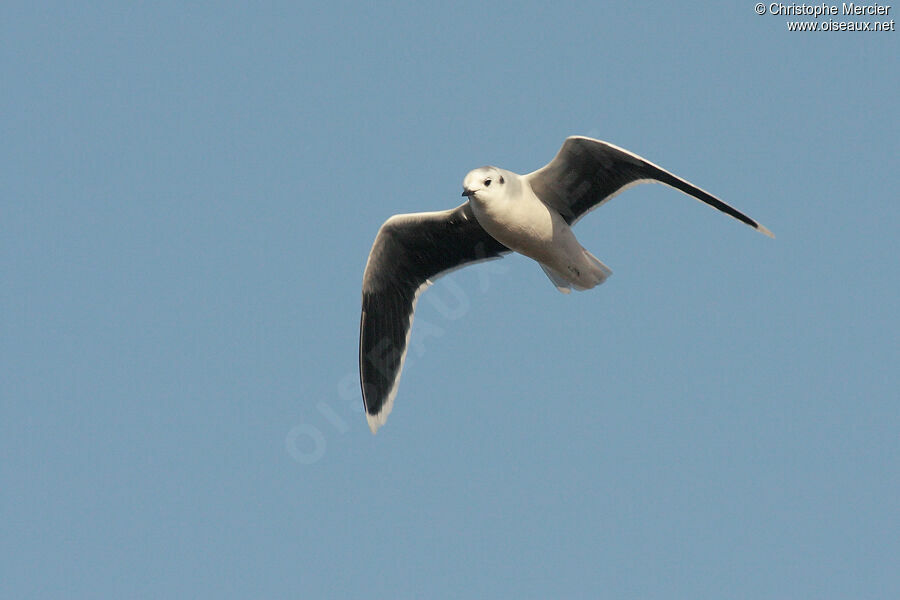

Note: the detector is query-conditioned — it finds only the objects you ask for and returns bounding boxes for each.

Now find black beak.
[461,189,474,197]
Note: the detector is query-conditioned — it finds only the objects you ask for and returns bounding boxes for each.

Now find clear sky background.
[3,2,898,598]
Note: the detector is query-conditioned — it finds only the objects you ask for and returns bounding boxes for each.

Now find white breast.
[471,176,568,260]
[468,172,605,293]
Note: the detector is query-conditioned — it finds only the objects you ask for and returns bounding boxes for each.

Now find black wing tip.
[363,389,391,434]
[360,377,390,435]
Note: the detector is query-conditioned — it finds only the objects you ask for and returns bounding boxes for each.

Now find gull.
[359,136,773,433]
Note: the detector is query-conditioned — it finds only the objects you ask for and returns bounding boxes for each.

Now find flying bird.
[359,136,772,433]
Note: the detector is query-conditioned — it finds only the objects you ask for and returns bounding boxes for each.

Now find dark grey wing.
[359,202,510,433]
[526,136,773,236]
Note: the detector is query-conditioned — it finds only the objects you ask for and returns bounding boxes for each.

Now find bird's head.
[461,166,506,203]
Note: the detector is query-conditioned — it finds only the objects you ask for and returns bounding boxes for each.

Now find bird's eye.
[484,179,492,187]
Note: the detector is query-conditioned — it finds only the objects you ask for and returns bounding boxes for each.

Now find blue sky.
[2,2,898,598]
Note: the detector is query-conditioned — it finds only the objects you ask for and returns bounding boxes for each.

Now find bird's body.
[465,166,610,291]
[359,136,773,433]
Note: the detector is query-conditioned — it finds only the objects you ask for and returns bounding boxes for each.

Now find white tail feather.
[582,250,613,287]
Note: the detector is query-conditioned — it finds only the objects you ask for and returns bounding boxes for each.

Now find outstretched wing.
[526,136,773,236]
[359,202,509,433]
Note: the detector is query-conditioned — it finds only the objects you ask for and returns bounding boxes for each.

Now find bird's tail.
[581,249,613,288]
[539,250,612,293]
